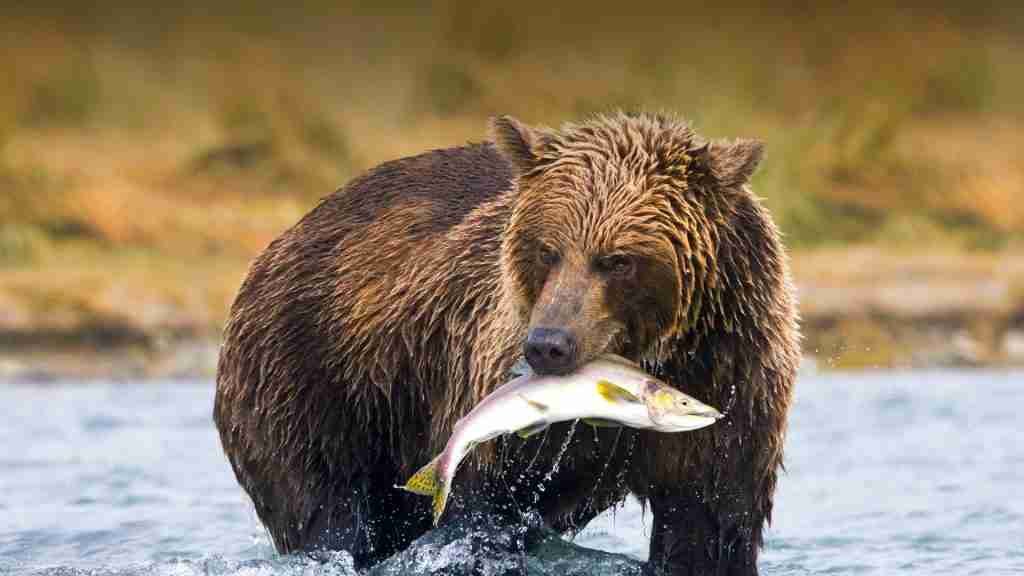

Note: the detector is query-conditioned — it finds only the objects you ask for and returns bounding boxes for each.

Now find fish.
[397,354,723,525]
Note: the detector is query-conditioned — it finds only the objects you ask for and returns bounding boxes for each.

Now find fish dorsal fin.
[519,394,549,412]
[397,454,451,525]
[596,379,642,404]
[516,422,549,438]
[583,417,623,428]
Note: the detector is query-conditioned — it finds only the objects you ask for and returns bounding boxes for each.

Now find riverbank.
[2,248,1023,381]
[3,1,1024,380]
[795,248,1024,369]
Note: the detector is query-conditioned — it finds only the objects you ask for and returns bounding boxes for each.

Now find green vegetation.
[1,0,1023,344]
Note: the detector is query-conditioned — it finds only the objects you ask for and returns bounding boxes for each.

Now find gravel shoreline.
[3,314,1023,382]
[5,249,1024,380]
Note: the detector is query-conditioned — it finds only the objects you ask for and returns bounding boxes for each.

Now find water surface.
[1,370,1022,574]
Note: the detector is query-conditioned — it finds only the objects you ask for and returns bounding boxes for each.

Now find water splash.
[370,513,645,576]
[584,428,624,508]
[613,431,637,494]
[533,420,579,500]
[27,552,359,576]
[722,382,738,417]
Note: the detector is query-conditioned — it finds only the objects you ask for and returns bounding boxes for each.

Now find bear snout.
[524,327,578,375]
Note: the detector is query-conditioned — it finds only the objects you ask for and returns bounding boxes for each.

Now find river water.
[1,370,1022,575]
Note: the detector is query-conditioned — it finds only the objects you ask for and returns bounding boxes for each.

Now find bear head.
[493,112,764,375]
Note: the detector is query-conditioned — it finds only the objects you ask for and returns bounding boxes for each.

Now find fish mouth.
[672,404,724,428]
[653,413,722,432]
[693,406,724,420]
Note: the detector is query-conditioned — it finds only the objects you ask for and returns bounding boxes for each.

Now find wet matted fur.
[214,112,800,575]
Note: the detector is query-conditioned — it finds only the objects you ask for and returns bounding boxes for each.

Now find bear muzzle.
[524,327,578,375]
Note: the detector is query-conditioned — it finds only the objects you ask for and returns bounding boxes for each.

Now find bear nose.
[524,327,578,375]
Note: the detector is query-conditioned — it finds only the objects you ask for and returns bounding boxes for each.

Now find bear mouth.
[508,356,534,378]
[511,326,633,379]
[603,330,634,362]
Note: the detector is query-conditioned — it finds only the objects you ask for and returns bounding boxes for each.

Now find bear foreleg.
[645,485,760,576]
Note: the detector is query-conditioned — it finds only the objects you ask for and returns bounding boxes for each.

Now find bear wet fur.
[214,113,800,575]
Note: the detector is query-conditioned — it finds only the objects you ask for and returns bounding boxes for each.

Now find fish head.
[641,380,722,432]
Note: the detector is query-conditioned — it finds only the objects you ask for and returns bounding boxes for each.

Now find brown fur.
[214,112,800,575]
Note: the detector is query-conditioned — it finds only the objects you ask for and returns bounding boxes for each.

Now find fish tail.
[399,454,442,496]
[432,479,451,526]
[398,454,450,525]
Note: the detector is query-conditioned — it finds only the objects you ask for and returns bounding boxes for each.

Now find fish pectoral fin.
[399,454,442,497]
[518,394,550,413]
[583,417,623,428]
[596,379,642,404]
[516,422,549,438]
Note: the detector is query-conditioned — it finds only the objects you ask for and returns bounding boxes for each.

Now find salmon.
[398,354,722,524]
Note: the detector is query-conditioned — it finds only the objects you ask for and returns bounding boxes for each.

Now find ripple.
[81,415,137,432]
[5,372,1024,575]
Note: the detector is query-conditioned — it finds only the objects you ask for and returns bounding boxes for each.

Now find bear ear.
[490,115,550,175]
[706,138,764,188]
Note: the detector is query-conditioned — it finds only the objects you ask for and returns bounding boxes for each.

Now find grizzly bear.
[214,112,800,575]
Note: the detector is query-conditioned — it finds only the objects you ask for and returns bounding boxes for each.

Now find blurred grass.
[2,0,1024,336]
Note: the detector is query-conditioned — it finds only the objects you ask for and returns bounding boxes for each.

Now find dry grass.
[2,0,1024,339]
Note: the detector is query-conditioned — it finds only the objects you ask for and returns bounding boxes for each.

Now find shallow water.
[2,370,1023,575]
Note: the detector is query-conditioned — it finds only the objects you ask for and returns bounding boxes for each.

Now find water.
[2,370,1023,575]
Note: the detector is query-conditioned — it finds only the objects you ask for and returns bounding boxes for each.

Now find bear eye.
[595,254,635,278]
[538,246,561,267]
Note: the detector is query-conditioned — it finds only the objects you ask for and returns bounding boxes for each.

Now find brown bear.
[214,112,800,575]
